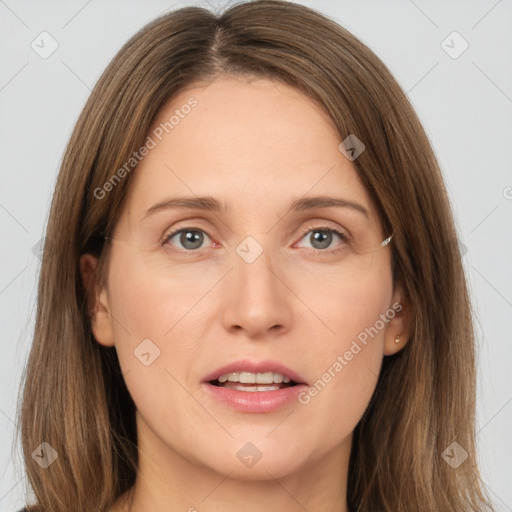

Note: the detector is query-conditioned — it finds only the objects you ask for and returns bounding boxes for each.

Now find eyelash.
[161,224,350,255]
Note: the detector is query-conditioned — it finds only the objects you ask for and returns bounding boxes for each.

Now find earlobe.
[79,253,115,347]
[383,286,414,356]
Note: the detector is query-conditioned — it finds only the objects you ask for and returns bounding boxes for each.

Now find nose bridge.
[222,233,291,335]
[233,234,281,300]
[235,237,276,292]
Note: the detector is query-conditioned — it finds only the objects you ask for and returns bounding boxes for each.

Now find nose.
[221,241,293,339]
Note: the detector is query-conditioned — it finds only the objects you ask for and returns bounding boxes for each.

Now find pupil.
[181,230,203,249]
[311,230,332,249]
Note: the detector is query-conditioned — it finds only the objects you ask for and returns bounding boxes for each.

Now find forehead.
[119,76,379,228]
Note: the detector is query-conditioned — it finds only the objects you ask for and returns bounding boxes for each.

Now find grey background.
[1,0,511,510]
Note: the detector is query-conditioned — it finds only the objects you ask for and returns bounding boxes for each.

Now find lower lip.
[202,382,308,413]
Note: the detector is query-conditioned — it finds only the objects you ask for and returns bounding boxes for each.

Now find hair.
[17,1,495,511]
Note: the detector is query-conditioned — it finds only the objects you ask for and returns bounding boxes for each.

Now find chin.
[195,438,312,481]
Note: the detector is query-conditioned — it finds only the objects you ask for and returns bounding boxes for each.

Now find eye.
[163,228,212,251]
[161,225,349,253]
[295,226,348,252]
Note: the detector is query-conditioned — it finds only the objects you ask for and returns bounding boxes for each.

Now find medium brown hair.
[18,1,495,510]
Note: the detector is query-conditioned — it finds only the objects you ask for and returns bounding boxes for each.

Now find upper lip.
[202,359,308,385]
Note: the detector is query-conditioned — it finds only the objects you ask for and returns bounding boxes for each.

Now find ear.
[383,283,414,356]
[79,253,115,347]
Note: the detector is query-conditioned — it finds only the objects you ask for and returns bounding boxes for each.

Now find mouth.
[209,371,299,392]
[202,360,307,414]
[201,359,308,412]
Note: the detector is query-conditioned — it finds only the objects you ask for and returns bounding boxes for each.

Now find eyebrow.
[141,195,369,220]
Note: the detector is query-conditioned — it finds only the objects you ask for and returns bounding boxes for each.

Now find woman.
[18,1,495,510]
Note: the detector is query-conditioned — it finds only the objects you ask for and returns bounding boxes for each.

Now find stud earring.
[394,335,401,344]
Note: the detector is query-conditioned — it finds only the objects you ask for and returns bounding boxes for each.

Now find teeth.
[240,371,256,384]
[273,373,283,383]
[216,371,293,384]
[229,384,281,392]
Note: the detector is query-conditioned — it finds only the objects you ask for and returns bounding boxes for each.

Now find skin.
[80,76,412,512]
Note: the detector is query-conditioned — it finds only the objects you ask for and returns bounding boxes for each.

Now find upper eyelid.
[163,221,346,237]
[297,223,347,237]
[163,216,347,234]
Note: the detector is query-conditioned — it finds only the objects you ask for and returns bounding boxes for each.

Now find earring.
[394,335,400,344]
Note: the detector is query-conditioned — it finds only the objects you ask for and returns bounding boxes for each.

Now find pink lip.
[202,382,308,413]
[201,359,308,414]
[201,358,307,385]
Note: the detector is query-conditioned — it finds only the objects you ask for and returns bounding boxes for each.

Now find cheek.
[321,268,392,386]
[291,258,393,351]
[290,263,392,439]
[107,245,215,347]
[105,249,214,400]
[105,253,212,442]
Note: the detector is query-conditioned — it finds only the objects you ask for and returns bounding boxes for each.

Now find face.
[82,76,409,482]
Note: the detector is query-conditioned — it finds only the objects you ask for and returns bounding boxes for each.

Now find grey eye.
[166,229,210,250]
[308,230,333,249]
[299,228,345,250]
